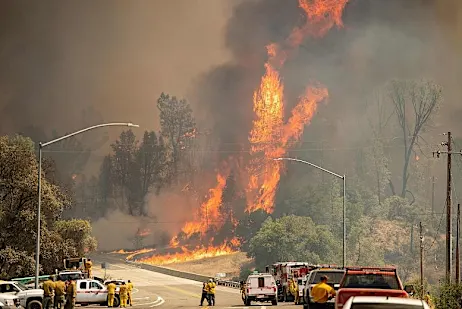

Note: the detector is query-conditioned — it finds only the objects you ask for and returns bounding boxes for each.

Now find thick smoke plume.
[92,190,194,251]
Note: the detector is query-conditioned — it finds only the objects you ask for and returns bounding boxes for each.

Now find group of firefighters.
[200,279,217,306]
[40,257,135,309]
[107,280,134,308]
[42,276,76,309]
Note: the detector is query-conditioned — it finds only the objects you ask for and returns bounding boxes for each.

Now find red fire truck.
[266,262,318,302]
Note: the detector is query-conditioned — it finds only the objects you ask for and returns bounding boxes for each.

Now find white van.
[242,273,278,306]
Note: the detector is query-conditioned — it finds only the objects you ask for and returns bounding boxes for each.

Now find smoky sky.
[192,0,462,165]
[1,0,461,152]
[0,0,233,135]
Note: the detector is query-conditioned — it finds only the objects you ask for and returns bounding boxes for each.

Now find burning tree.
[141,0,350,265]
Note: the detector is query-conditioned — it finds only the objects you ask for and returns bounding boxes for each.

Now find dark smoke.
[0,0,232,135]
[192,0,462,158]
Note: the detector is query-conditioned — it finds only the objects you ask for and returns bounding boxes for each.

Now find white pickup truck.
[76,279,120,307]
[242,273,278,306]
[0,281,43,309]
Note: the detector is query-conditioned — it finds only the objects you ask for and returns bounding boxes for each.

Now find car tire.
[272,299,277,306]
[245,298,251,306]
[112,296,120,308]
[27,300,42,309]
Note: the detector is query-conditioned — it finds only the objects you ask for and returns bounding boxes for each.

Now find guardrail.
[125,259,241,289]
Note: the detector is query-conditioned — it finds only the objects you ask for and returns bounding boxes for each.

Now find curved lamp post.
[35,122,139,288]
[273,157,346,268]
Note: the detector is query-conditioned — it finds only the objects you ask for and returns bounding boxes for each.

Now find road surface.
[89,253,301,309]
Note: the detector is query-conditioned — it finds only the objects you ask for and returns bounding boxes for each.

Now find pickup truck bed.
[335,267,408,309]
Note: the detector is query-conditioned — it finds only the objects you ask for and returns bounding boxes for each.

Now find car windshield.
[15,282,28,291]
[343,274,400,289]
[310,272,345,284]
[351,303,423,309]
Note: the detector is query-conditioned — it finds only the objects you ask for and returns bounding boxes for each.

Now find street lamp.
[35,122,139,288]
[273,157,347,268]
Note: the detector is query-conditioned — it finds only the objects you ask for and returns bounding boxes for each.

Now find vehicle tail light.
[247,288,249,294]
[273,287,276,292]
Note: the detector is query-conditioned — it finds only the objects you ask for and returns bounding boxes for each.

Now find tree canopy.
[0,135,96,279]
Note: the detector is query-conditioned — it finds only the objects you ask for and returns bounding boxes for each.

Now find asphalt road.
[89,253,301,309]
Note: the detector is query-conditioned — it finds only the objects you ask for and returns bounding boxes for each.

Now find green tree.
[111,130,138,214]
[0,135,96,278]
[157,93,196,183]
[127,131,168,216]
[248,215,341,270]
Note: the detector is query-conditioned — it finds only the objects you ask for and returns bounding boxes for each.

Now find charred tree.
[388,79,442,199]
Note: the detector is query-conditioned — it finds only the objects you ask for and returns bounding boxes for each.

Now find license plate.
[257,295,265,298]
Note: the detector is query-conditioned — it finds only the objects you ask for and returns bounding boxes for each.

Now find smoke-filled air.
[1,0,462,286]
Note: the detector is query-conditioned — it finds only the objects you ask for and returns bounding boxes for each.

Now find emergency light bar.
[345,266,397,272]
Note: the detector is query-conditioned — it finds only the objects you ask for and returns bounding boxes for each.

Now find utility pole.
[447,131,452,284]
[431,176,435,214]
[457,203,461,283]
[433,132,462,283]
[419,222,424,299]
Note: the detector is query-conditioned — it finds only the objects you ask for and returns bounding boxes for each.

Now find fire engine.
[265,262,318,302]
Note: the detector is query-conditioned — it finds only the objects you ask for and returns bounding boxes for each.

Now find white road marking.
[132,297,149,300]
[149,296,165,307]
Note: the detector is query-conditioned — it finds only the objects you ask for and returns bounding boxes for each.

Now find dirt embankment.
[164,252,252,279]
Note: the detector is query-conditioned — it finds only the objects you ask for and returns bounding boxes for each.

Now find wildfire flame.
[140,0,348,265]
[111,248,156,260]
[136,241,238,265]
[245,0,346,213]
[180,170,230,238]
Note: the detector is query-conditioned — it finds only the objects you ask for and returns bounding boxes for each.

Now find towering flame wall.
[138,0,349,266]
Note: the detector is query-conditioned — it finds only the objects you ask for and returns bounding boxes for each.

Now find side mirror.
[404,285,414,294]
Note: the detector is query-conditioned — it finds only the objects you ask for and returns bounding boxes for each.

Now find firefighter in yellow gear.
[119,282,129,308]
[288,278,298,303]
[424,292,434,309]
[107,282,117,307]
[43,277,56,309]
[311,276,336,309]
[127,280,134,306]
[64,280,76,309]
[54,277,66,309]
[85,259,93,278]
[206,279,216,306]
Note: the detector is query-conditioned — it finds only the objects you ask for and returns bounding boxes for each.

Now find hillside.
[164,252,252,279]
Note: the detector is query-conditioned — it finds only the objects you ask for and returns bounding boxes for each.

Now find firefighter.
[200,282,209,306]
[64,279,76,309]
[85,259,93,278]
[119,281,129,308]
[127,280,134,306]
[424,291,434,309]
[54,276,66,309]
[294,280,300,304]
[239,281,245,303]
[42,276,56,309]
[206,278,216,306]
[107,281,116,307]
[311,275,335,309]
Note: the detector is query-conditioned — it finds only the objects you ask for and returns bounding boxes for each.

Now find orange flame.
[181,170,230,238]
[136,240,239,265]
[111,248,156,260]
[152,0,348,264]
[245,0,345,213]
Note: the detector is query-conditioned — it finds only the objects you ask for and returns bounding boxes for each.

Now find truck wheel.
[113,296,120,307]
[245,298,251,306]
[272,299,277,306]
[27,300,42,309]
